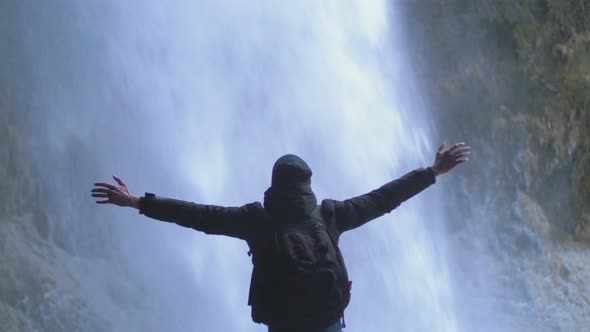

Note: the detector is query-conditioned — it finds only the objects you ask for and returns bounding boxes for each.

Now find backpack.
[247,206,352,329]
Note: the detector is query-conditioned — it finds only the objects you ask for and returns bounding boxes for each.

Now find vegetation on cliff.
[401,0,589,240]
[399,1,589,330]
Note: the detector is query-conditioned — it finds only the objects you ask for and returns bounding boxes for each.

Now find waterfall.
[2,1,460,331]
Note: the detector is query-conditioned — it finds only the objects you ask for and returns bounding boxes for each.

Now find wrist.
[129,195,140,209]
[429,166,440,177]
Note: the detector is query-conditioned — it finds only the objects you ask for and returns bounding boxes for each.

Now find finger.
[91,193,108,198]
[437,144,445,153]
[94,182,117,190]
[448,142,466,153]
[454,146,470,153]
[454,151,471,158]
[449,142,467,151]
[91,188,112,193]
[113,175,127,188]
[96,199,111,204]
[93,186,123,195]
[91,188,123,196]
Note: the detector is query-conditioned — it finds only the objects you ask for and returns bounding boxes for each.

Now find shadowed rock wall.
[398,1,589,330]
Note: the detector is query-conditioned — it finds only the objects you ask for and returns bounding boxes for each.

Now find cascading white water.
[3,1,461,331]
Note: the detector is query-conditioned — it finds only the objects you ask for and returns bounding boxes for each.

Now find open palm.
[91,175,139,208]
[431,142,470,176]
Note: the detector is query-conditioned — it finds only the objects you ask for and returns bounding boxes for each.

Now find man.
[91,142,470,331]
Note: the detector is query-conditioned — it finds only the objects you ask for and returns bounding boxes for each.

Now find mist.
[1,1,461,331]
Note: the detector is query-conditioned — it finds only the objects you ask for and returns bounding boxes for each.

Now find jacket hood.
[263,154,317,221]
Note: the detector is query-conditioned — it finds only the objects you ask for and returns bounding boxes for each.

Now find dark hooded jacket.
[263,154,317,222]
[138,154,436,328]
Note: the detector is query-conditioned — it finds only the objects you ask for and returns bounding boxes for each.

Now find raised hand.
[430,142,470,176]
[91,175,140,208]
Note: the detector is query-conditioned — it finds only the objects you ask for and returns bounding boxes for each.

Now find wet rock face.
[0,103,36,220]
[401,0,589,239]
[0,96,141,331]
[399,0,590,330]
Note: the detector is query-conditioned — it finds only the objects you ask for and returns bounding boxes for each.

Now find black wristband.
[138,192,156,214]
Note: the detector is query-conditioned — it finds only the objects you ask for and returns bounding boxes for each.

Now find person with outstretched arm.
[91,142,470,332]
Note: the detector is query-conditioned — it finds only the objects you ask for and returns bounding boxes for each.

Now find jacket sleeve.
[331,167,436,234]
[138,192,262,240]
